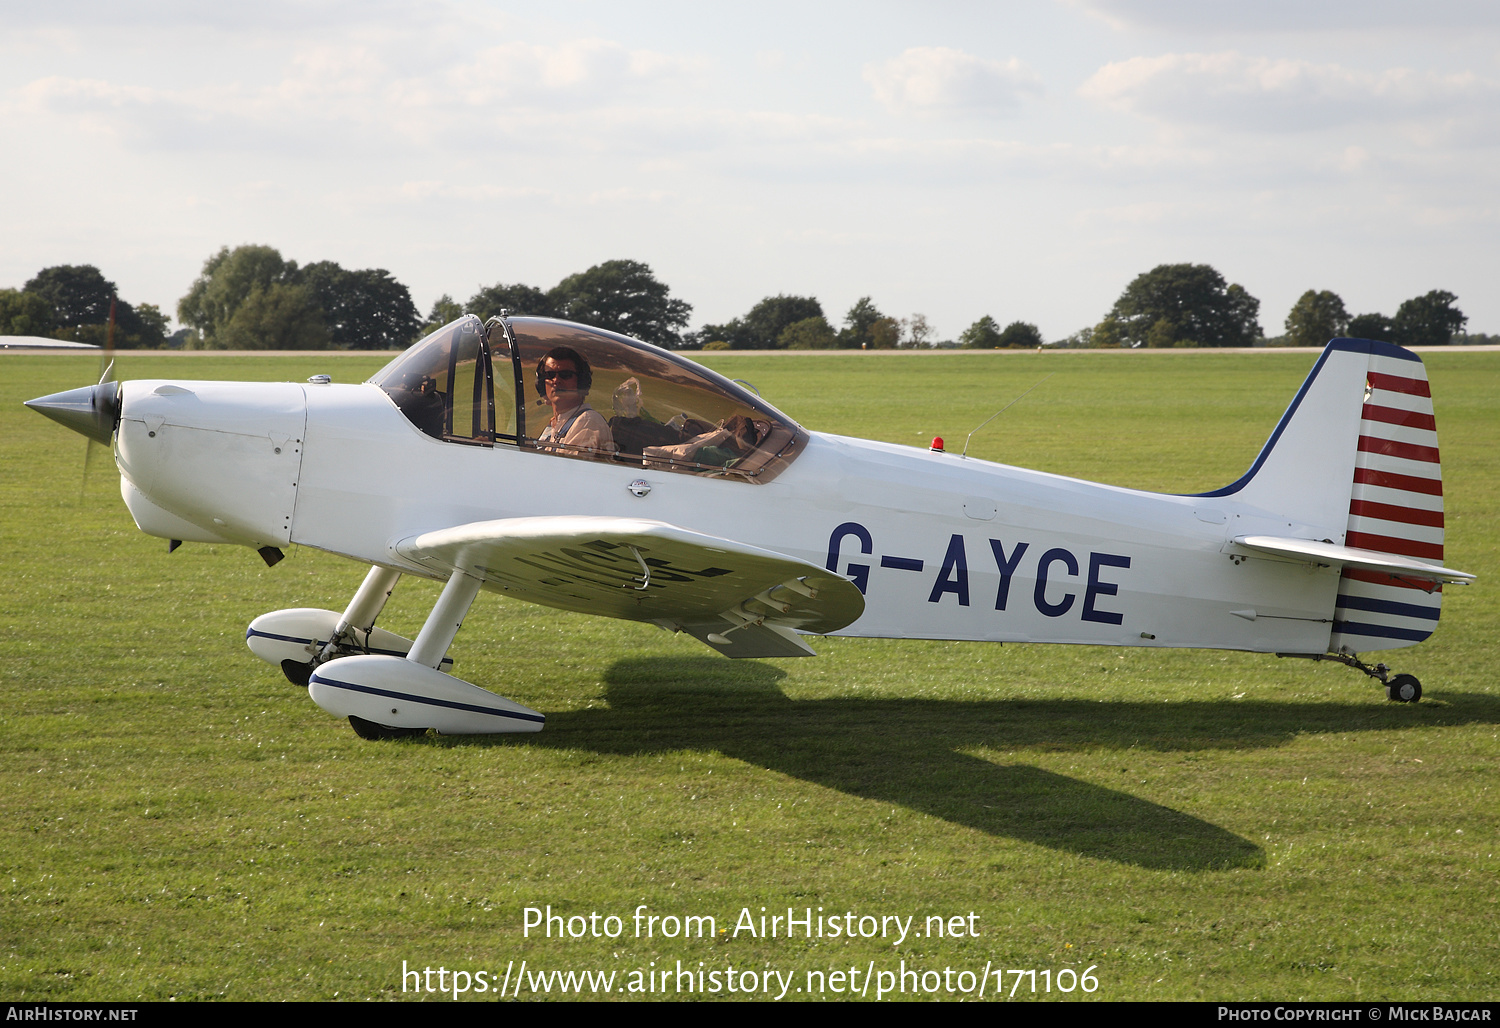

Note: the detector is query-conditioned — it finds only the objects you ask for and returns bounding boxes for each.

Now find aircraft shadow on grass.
[450,657,1500,871]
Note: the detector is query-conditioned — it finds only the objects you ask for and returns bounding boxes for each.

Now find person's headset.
[534,346,593,398]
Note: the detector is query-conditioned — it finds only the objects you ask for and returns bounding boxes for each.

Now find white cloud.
[0,1,426,32]
[9,33,708,159]
[864,47,1042,117]
[4,6,1500,337]
[440,37,706,111]
[1068,0,1500,34]
[1079,51,1500,136]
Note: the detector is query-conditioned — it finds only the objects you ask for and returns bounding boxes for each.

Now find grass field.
[2,348,1496,1002]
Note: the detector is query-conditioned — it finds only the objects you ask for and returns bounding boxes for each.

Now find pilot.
[535,346,614,455]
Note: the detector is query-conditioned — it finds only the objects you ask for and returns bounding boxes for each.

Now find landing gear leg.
[307,569,542,737]
[281,565,403,686]
[342,570,483,740]
[406,571,482,670]
[325,565,403,660]
[1277,652,1423,703]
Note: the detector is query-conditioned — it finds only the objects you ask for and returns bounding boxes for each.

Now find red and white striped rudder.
[1329,341,1444,653]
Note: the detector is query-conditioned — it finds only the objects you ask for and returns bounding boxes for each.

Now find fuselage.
[114,374,1342,656]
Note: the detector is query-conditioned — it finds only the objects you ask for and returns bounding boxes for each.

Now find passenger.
[534,346,614,455]
[641,414,762,468]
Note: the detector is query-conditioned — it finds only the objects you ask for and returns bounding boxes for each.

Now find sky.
[3,0,1498,341]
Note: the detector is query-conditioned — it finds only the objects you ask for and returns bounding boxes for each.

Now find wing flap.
[672,619,819,658]
[393,516,864,646]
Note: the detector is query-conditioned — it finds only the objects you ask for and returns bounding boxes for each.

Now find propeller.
[23,296,122,456]
[80,298,119,493]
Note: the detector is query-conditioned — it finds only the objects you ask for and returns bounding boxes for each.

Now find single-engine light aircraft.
[26,316,1473,738]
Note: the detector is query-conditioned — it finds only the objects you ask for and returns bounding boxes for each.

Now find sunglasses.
[540,369,578,382]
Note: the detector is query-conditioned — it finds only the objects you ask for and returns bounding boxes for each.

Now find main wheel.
[348,715,428,740]
[1385,674,1422,703]
[281,659,313,687]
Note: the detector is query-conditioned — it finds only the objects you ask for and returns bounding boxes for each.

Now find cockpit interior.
[370,315,807,482]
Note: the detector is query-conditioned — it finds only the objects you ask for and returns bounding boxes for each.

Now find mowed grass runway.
[1,348,1496,1001]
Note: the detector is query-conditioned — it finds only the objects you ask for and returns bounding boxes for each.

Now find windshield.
[508,318,806,481]
[370,316,806,482]
[369,315,496,444]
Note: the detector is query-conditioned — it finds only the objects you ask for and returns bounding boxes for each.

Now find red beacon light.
[930,436,945,452]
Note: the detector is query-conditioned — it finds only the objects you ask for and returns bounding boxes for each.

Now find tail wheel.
[1385,674,1422,703]
[348,715,429,740]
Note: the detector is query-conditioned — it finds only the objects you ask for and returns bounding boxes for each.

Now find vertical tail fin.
[1198,339,1447,653]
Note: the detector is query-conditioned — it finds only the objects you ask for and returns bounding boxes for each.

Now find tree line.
[693,295,941,350]
[664,264,1468,351]
[0,249,421,351]
[1276,285,1466,349]
[0,266,172,348]
[176,246,419,350]
[0,248,1476,352]
[1041,264,1466,350]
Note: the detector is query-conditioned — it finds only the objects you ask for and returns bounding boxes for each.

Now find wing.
[392,516,865,658]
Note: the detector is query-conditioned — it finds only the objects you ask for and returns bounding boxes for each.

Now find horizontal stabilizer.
[1232,535,1474,584]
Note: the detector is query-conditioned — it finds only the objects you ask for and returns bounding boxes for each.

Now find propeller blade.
[82,429,97,497]
[82,298,120,492]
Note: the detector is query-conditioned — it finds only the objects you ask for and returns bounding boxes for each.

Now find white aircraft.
[26,316,1473,738]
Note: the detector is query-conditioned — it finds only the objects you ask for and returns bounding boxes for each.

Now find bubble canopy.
[369,316,807,482]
